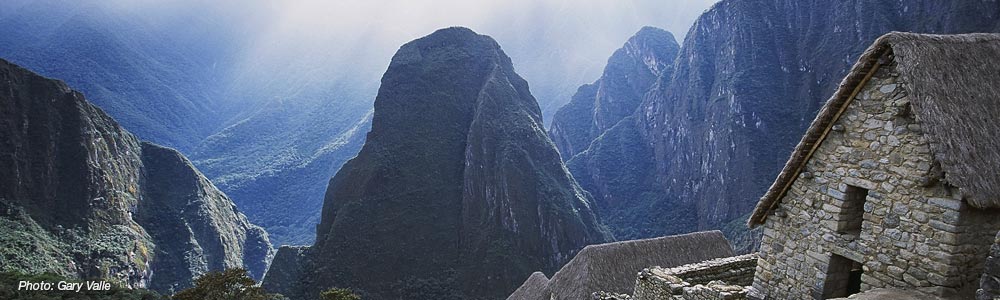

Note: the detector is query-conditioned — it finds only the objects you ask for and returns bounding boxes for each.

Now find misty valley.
[2,1,1000,300]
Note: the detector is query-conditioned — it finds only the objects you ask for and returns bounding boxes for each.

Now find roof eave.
[747,33,901,228]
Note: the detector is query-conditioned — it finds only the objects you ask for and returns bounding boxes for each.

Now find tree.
[172,268,284,300]
[320,288,361,300]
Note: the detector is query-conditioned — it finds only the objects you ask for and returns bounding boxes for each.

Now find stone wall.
[633,269,675,300]
[978,230,1000,300]
[680,282,750,300]
[593,291,634,300]
[751,61,1000,299]
[633,254,757,300]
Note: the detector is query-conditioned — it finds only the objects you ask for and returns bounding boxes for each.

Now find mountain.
[0,1,385,247]
[553,0,1000,251]
[0,58,273,293]
[0,1,707,248]
[186,51,381,246]
[0,1,256,152]
[262,27,610,300]
[549,27,679,159]
[547,27,685,241]
[190,98,373,246]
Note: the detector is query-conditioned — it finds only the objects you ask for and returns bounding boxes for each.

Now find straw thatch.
[506,231,735,300]
[506,272,551,300]
[748,32,1000,227]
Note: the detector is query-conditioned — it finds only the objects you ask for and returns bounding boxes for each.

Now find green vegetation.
[320,287,361,300]
[0,208,76,278]
[191,100,372,246]
[0,271,165,300]
[0,204,156,290]
[173,268,284,300]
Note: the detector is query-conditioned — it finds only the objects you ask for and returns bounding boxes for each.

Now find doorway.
[821,254,863,299]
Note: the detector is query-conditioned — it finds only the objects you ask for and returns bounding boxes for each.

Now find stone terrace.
[627,254,757,300]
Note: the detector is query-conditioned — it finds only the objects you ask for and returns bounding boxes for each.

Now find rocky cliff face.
[549,27,678,159]
[547,27,683,240]
[136,142,274,292]
[0,58,273,292]
[263,27,609,300]
[556,0,1000,250]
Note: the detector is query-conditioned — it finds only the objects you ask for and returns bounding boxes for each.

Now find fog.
[104,0,721,119]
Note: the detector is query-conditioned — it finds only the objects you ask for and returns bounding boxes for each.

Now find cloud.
[106,0,721,114]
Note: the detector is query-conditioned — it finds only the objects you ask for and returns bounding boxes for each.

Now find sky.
[20,0,721,119]
[228,0,722,115]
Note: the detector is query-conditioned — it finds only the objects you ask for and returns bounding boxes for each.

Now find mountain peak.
[389,26,506,68]
[426,26,485,40]
[548,26,680,159]
[375,26,541,132]
[634,26,674,41]
[628,27,678,63]
[264,27,608,300]
[410,26,494,48]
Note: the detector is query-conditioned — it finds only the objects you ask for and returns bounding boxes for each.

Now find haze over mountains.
[0,0,717,246]
[3,0,1000,299]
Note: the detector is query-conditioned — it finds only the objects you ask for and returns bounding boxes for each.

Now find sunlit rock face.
[0,58,273,293]
[263,27,609,300]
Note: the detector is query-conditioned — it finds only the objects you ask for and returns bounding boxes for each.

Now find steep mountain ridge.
[549,27,679,159]
[0,1,703,248]
[0,58,273,292]
[548,27,683,240]
[263,27,609,300]
[556,0,1000,250]
[640,0,1000,240]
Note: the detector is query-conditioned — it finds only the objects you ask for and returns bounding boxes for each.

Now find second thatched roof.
[506,230,735,300]
[748,32,1000,227]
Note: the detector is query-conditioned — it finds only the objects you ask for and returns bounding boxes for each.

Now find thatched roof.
[506,272,551,300]
[506,231,735,300]
[748,32,1000,227]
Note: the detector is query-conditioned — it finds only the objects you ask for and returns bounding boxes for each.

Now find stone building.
[978,231,1000,299]
[746,32,1000,299]
[630,254,758,300]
